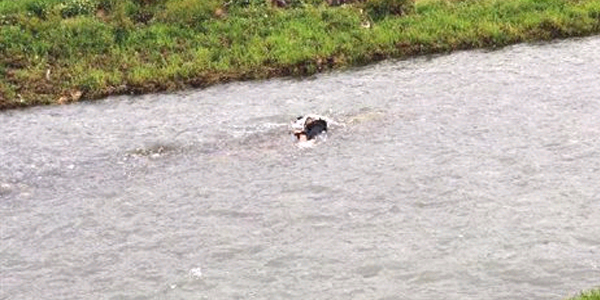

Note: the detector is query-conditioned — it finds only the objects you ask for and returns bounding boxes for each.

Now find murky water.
[2,36,600,300]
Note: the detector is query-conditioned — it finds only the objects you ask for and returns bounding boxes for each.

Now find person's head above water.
[292,115,328,141]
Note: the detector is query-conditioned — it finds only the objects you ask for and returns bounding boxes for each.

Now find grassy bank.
[571,289,600,300]
[1,0,600,109]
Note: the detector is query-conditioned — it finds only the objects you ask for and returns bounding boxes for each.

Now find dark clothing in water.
[304,119,327,140]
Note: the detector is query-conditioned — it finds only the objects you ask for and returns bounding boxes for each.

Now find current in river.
[1,36,600,299]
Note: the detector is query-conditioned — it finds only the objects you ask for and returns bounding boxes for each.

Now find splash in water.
[291,114,338,147]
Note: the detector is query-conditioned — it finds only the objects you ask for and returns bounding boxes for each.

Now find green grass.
[570,289,600,300]
[2,0,600,109]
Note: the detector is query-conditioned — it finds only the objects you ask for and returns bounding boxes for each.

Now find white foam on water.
[188,267,202,279]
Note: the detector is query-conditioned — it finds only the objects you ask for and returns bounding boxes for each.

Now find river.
[2,36,600,300]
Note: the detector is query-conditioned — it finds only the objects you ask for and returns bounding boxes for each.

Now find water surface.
[2,36,600,300]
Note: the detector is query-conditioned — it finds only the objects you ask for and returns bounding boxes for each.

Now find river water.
[2,36,600,300]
